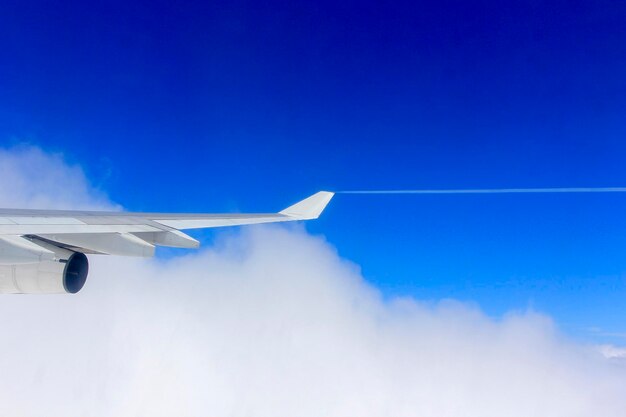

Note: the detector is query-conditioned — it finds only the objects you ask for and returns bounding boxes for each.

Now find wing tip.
[279,191,334,220]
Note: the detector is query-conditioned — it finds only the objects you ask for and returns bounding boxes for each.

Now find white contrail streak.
[338,187,626,194]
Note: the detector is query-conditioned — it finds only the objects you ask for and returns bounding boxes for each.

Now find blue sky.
[1,0,626,343]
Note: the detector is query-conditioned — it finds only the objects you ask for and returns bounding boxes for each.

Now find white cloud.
[0,145,117,210]
[599,345,626,359]
[0,145,625,417]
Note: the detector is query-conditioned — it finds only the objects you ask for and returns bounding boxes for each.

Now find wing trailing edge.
[36,233,155,257]
[132,230,199,248]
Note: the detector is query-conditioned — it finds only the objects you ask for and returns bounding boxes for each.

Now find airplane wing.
[0,191,334,259]
[0,191,333,293]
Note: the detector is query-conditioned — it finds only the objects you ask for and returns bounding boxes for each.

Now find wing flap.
[132,230,199,248]
[37,233,155,257]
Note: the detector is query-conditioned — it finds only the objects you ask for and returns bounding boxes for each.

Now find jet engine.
[0,238,89,294]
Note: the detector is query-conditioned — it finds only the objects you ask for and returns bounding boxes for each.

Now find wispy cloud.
[0,144,118,210]
[598,345,626,359]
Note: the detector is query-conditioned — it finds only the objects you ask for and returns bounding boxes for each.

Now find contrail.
[338,187,626,194]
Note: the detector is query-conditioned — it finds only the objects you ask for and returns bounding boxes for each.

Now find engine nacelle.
[0,251,89,294]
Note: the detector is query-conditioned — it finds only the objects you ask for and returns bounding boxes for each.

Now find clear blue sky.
[1,0,626,343]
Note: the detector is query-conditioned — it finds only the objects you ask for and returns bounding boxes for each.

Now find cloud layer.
[0,145,625,417]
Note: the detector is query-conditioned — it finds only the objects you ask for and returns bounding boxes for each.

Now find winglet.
[279,191,334,220]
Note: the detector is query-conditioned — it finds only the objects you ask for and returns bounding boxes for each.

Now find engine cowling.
[0,251,89,294]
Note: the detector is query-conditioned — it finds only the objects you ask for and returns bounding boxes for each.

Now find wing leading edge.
[0,191,334,259]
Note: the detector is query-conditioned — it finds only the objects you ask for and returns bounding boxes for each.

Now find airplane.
[0,191,334,294]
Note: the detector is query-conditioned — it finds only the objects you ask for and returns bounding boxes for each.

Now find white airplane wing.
[0,191,333,294]
[0,191,334,259]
